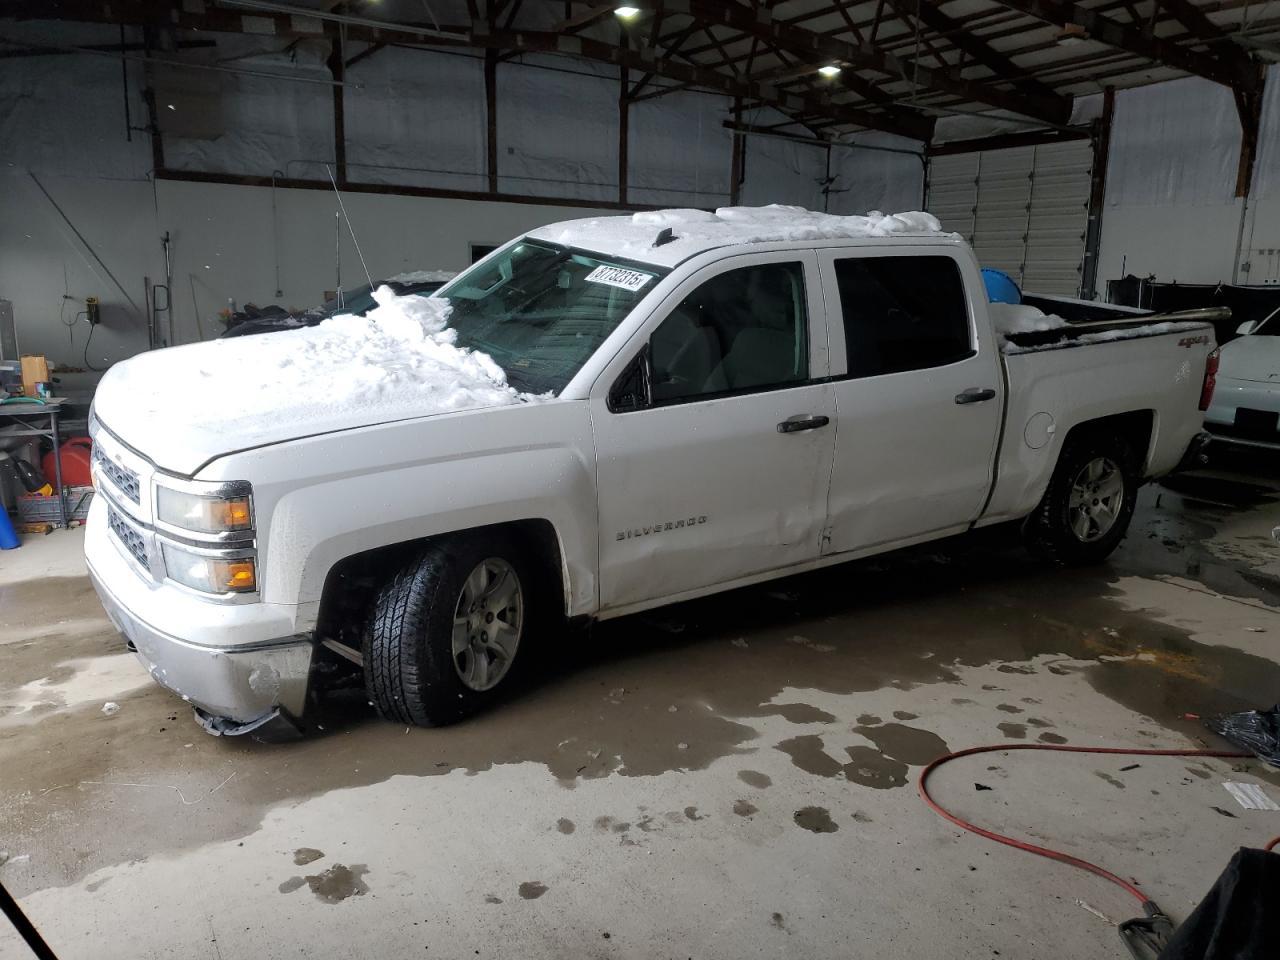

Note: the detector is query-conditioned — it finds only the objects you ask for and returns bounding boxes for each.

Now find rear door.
[817,247,1004,554]
[591,251,837,611]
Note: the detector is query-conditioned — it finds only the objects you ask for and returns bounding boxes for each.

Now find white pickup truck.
[85,206,1219,734]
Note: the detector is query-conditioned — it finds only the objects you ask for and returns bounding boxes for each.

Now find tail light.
[1199,348,1220,411]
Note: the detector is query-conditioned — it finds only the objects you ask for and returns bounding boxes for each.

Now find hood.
[93,289,537,475]
[1219,335,1280,384]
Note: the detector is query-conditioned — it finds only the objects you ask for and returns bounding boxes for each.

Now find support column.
[619,65,630,206]
[327,37,347,185]
[1081,86,1114,300]
[729,97,744,206]
[1234,66,1267,199]
[485,49,499,194]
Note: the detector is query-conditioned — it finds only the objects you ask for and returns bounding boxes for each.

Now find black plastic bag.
[1158,848,1280,959]
[1203,705,1280,767]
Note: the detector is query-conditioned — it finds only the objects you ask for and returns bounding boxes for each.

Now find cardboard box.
[20,355,49,396]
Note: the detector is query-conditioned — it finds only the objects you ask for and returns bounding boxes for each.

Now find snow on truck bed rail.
[93,288,540,463]
[990,303,1210,355]
[529,205,955,267]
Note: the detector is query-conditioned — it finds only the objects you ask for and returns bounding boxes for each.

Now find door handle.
[777,415,831,434]
[954,388,997,404]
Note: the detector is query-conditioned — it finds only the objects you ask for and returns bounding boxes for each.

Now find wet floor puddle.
[2,483,1280,892]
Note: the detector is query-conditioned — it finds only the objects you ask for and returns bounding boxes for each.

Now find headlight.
[156,485,253,534]
[161,543,257,594]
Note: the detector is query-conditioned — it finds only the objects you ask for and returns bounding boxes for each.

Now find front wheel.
[365,534,535,726]
[1024,433,1139,565]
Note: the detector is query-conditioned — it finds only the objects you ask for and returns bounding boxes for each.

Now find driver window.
[649,261,809,403]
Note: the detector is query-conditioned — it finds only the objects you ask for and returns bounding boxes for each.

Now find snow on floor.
[91,289,541,470]
[530,205,954,268]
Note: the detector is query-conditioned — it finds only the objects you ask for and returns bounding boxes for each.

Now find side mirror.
[1237,320,1258,335]
[607,346,652,413]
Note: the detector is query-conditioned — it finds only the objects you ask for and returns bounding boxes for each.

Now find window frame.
[606,250,828,413]
[816,247,980,382]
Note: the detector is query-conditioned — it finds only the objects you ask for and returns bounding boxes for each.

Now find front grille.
[107,505,148,567]
[94,446,141,504]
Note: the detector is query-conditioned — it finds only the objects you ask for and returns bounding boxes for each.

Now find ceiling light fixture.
[818,64,842,77]
[615,5,642,19]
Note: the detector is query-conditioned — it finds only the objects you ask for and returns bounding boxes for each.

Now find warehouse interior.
[2,1,1280,958]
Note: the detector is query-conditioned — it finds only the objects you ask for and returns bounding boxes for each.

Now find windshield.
[321,284,378,317]
[437,239,666,394]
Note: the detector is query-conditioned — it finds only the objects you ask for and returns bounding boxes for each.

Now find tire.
[365,532,540,726]
[1023,432,1139,565]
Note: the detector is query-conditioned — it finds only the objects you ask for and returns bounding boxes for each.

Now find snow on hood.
[94,288,540,475]
[1219,333,1280,383]
[387,269,458,285]
[528,205,956,268]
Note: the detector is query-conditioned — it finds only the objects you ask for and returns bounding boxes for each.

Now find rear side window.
[833,255,973,378]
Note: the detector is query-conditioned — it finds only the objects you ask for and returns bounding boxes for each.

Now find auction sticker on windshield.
[585,265,654,292]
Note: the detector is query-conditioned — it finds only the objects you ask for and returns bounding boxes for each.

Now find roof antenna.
[652,227,677,247]
[325,163,374,288]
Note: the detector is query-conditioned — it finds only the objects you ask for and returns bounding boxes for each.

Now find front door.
[818,248,1004,554]
[592,251,837,612]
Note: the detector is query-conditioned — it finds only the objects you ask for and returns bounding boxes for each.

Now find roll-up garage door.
[927,139,1093,297]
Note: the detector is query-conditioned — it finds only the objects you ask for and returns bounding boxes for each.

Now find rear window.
[833,255,974,378]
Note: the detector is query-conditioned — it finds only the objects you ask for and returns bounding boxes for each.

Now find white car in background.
[1205,309,1280,449]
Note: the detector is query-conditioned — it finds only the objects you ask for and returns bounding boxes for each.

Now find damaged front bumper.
[89,563,314,730]
[86,500,315,733]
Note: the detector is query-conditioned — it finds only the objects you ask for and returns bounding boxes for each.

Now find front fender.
[198,401,599,619]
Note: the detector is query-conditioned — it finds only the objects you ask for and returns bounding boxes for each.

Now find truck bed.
[1002,308,1225,352]
[979,312,1219,529]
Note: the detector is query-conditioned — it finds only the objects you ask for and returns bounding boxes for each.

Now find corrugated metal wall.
[927,140,1093,297]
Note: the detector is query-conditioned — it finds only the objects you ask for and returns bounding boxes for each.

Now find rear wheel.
[1024,433,1139,565]
[365,533,536,726]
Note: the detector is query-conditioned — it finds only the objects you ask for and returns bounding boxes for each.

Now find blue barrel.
[981,268,1022,305]
[0,508,19,550]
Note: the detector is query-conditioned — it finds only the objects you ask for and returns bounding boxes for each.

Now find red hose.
[918,743,1257,906]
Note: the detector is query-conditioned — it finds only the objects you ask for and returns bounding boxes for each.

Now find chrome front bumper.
[89,561,314,727]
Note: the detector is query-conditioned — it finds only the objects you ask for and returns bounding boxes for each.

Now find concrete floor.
[2,459,1280,959]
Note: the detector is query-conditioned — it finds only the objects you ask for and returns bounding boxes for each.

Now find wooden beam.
[344,41,386,69]
[550,1,616,34]
[9,0,932,137]
[991,0,1259,90]
[890,0,1060,101]
[681,0,1072,124]
[926,125,1091,156]
[154,166,670,211]
[479,28,935,139]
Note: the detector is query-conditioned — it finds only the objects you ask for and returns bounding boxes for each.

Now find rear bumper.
[1204,377,1280,449]
[86,498,314,725]
[1173,431,1213,471]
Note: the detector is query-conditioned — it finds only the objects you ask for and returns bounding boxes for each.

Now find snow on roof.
[526,205,958,268]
